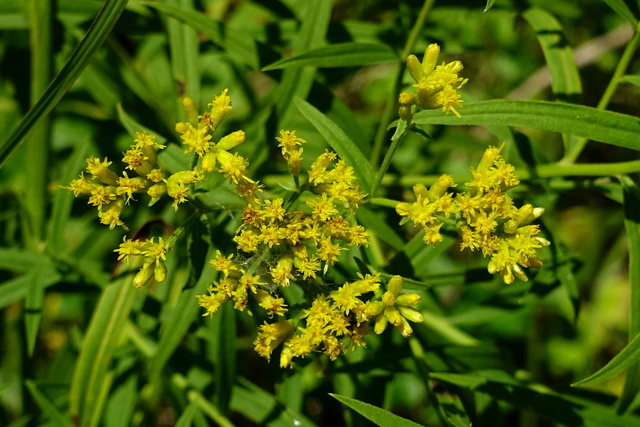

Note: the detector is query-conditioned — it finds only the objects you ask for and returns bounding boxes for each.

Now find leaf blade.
[0,0,129,166]
[413,100,640,152]
[331,394,423,427]
[262,43,398,70]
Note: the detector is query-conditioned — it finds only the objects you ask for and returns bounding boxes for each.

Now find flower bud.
[395,317,413,337]
[175,122,189,134]
[182,96,199,126]
[374,313,389,334]
[397,306,424,323]
[395,292,421,307]
[406,54,423,81]
[154,261,167,283]
[387,275,404,296]
[422,44,440,76]
[133,261,154,288]
[217,130,246,150]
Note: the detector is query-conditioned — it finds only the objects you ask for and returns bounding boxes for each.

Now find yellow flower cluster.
[65,90,248,285]
[396,144,549,284]
[64,90,246,230]
[175,90,251,184]
[63,133,172,230]
[197,129,423,367]
[399,43,468,120]
[272,274,421,368]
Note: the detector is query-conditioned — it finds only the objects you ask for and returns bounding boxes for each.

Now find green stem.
[23,0,53,248]
[370,119,408,197]
[562,25,640,163]
[369,0,436,166]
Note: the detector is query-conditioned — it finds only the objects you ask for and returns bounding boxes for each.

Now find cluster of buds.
[396,144,549,284]
[399,43,468,120]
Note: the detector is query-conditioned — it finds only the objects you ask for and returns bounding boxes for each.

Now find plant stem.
[370,119,408,197]
[369,0,436,167]
[562,25,640,163]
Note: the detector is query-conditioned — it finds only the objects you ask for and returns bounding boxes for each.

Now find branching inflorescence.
[64,44,548,367]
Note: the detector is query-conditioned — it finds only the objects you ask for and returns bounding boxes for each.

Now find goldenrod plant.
[2,1,640,426]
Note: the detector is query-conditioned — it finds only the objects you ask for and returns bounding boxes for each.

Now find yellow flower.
[399,43,468,119]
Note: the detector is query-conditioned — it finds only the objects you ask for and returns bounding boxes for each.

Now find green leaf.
[484,0,497,12]
[601,0,638,25]
[0,248,47,272]
[522,8,582,101]
[25,380,68,427]
[262,43,397,70]
[522,7,583,155]
[413,100,640,152]
[175,402,199,427]
[230,378,316,427]
[69,274,137,427]
[623,74,640,87]
[212,303,236,413]
[149,258,214,380]
[25,261,58,356]
[0,0,129,166]
[294,98,375,192]
[330,394,423,427]
[166,0,200,102]
[140,0,260,69]
[619,175,640,412]
[273,0,331,123]
[433,372,640,426]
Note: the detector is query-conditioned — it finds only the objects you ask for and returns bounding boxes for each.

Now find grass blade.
[0,0,129,167]
[413,100,640,152]
[295,98,375,192]
[69,273,137,426]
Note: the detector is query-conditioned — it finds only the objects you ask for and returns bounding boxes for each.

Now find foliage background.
[1,0,640,425]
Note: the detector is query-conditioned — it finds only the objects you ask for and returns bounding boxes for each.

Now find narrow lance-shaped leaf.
[523,8,582,101]
[0,0,129,167]
[413,100,640,152]
[601,0,638,26]
[433,372,640,426]
[610,176,640,413]
[262,43,398,70]
[331,394,423,427]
